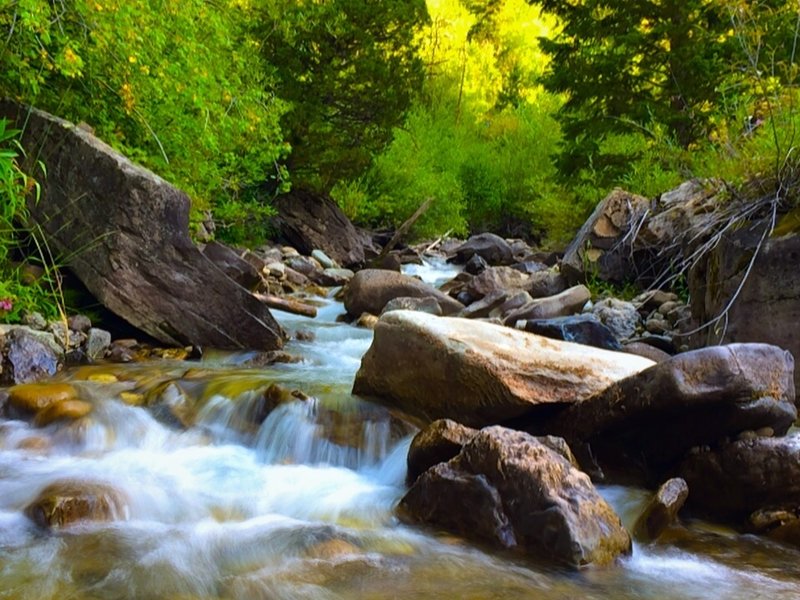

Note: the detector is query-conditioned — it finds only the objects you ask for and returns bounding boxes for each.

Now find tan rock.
[353,311,654,428]
[9,383,77,413]
[633,478,689,542]
[35,399,93,426]
[25,480,129,528]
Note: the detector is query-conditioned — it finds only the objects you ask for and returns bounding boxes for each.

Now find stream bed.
[0,261,799,599]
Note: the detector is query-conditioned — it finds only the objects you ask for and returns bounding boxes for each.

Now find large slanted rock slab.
[343,270,463,317]
[399,426,631,567]
[352,311,654,428]
[678,437,800,521]
[2,102,285,351]
[273,188,374,269]
[545,344,796,475]
[450,233,514,266]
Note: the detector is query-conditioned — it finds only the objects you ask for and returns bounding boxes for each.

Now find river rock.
[85,328,112,361]
[398,426,631,567]
[633,478,689,542]
[8,383,78,414]
[511,261,548,275]
[464,267,530,302]
[527,270,567,299]
[545,344,797,475]
[25,480,129,528]
[313,268,354,287]
[622,341,672,363]
[591,298,641,340]
[459,290,508,319]
[343,270,463,317]
[353,311,654,428]
[451,233,514,266]
[464,254,488,275]
[2,328,61,384]
[382,296,443,316]
[678,437,800,521]
[406,419,478,484]
[503,285,591,326]
[35,399,93,426]
[1,101,285,351]
[67,315,92,334]
[516,314,621,351]
[273,188,374,268]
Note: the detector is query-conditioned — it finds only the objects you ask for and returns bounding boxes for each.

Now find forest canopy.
[1,0,798,247]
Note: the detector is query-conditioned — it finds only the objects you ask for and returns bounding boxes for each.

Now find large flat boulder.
[399,426,631,567]
[273,188,374,269]
[1,101,284,350]
[343,270,463,317]
[544,344,796,474]
[352,311,654,427]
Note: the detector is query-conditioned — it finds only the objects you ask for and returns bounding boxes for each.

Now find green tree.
[255,0,428,191]
[536,0,738,180]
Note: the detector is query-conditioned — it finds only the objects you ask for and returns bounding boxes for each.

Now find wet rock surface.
[544,344,797,476]
[633,478,689,542]
[343,270,463,317]
[25,480,129,529]
[399,426,631,567]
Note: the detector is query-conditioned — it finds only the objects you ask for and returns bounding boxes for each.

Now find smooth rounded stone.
[464,254,488,275]
[645,316,670,334]
[465,266,531,302]
[398,426,631,567]
[353,310,654,428]
[658,300,681,316]
[622,341,671,363]
[343,270,463,317]
[8,383,77,413]
[666,305,692,329]
[284,266,310,287]
[382,296,443,316]
[2,328,61,384]
[305,538,362,560]
[527,270,567,299]
[678,437,800,520]
[516,314,621,351]
[510,261,548,275]
[407,419,478,484]
[25,480,129,529]
[451,233,514,266]
[265,261,286,279]
[35,399,93,426]
[369,252,403,272]
[85,328,112,361]
[67,314,92,333]
[633,478,689,542]
[280,246,300,258]
[503,285,592,326]
[356,313,379,330]
[459,290,508,319]
[312,249,337,270]
[591,298,640,340]
[545,344,797,476]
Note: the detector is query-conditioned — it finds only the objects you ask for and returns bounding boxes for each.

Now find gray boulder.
[343,270,462,317]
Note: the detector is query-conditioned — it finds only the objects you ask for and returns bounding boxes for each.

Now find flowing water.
[1,259,799,599]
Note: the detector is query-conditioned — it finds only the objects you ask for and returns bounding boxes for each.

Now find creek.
[0,259,799,599]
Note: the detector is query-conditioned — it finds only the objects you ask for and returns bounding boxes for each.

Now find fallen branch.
[378,197,433,260]
[254,293,317,318]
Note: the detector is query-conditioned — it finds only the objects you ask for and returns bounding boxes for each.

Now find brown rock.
[25,480,129,528]
[343,270,463,317]
[633,478,689,542]
[546,344,796,474]
[678,437,800,520]
[407,419,478,484]
[35,399,93,426]
[9,383,77,413]
[451,233,514,266]
[399,427,631,567]
[0,101,284,351]
[353,311,654,428]
[464,267,531,301]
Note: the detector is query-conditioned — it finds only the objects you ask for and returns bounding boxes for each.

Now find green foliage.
[256,0,428,191]
[0,0,288,241]
[0,119,60,322]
